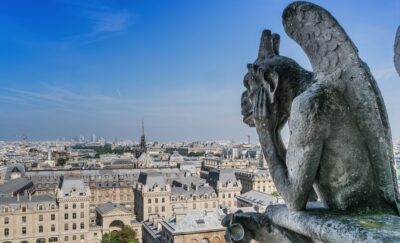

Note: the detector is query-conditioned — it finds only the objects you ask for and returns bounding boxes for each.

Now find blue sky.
[0,0,399,142]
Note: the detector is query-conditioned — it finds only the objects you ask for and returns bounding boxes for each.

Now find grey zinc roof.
[161,210,225,234]
[96,202,130,215]
[173,176,205,187]
[207,168,238,188]
[171,185,215,197]
[138,171,166,188]
[236,190,279,206]
[0,195,56,209]
[61,177,86,194]
[5,163,26,180]
[0,178,33,195]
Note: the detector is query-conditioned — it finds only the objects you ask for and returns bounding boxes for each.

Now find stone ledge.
[267,204,400,243]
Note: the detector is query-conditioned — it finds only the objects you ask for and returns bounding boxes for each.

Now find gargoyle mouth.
[243,112,255,127]
[243,112,253,122]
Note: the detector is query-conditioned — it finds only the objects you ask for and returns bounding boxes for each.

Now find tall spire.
[140,119,147,154]
[141,119,145,137]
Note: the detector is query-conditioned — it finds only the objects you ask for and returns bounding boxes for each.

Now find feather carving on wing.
[282,1,400,214]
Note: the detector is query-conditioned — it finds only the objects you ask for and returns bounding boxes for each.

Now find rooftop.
[61,176,86,195]
[161,210,226,234]
[236,190,279,206]
[96,202,130,215]
[0,178,33,195]
[138,171,166,188]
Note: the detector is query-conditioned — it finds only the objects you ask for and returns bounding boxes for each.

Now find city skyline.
[0,0,399,141]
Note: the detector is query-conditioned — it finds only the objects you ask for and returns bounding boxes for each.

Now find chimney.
[29,193,32,201]
[17,194,20,202]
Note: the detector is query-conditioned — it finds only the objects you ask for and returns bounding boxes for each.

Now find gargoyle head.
[241,29,311,131]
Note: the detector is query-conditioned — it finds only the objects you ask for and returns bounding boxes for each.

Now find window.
[4,228,9,236]
[80,222,84,229]
[80,203,84,209]
[162,197,165,203]
[72,223,76,230]
[51,224,55,232]
[155,198,158,203]
[80,212,84,218]
[72,213,76,219]
[72,204,76,209]
[155,206,159,213]
[228,193,231,198]
[64,223,68,231]
[22,206,26,212]
[64,204,68,210]
[4,207,8,213]
[222,194,225,199]
[49,237,58,242]
[39,215,43,221]
[162,206,165,212]
[4,217,9,224]
[64,236,68,241]
[64,213,68,220]
[22,216,26,223]
[193,203,196,209]
[80,234,84,240]
[148,207,152,213]
[51,214,55,220]
[39,225,43,233]
[148,198,151,204]
[51,204,55,210]
[22,227,26,235]
[38,205,43,210]
[72,235,76,240]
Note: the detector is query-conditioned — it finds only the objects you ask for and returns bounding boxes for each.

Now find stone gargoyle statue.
[223,1,400,242]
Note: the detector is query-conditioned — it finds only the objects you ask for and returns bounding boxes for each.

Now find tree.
[57,158,68,166]
[101,226,138,243]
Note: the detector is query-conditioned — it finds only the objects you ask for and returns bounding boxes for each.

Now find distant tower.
[247,135,250,144]
[140,120,147,153]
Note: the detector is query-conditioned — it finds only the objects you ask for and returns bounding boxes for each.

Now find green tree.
[101,226,138,243]
[57,157,68,166]
[271,191,280,197]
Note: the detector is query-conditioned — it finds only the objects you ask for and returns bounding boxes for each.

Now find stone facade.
[142,211,226,243]
[235,170,276,194]
[56,177,92,243]
[207,169,242,208]
[134,172,172,221]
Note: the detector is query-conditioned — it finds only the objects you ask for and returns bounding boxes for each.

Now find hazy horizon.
[0,0,399,142]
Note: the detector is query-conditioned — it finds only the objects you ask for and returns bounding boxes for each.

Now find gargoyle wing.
[282,1,400,214]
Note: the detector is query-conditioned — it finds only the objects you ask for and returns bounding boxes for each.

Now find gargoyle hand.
[222,211,271,243]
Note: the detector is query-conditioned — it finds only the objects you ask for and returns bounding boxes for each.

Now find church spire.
[141,119,145,137]
[140,119,147,154]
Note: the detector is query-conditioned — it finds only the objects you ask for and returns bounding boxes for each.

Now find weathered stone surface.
[225,1,400,242]
[241,0,399,214]
[267,204,400,243]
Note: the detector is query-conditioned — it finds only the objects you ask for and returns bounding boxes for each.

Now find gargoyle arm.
[258,85,328,210]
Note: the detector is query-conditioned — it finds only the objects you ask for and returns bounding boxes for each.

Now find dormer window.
[22,206,26,212]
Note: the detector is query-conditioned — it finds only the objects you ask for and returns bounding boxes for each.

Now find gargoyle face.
[241,60,280,128]
[241,73,256,127]
[241,30,300,129]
